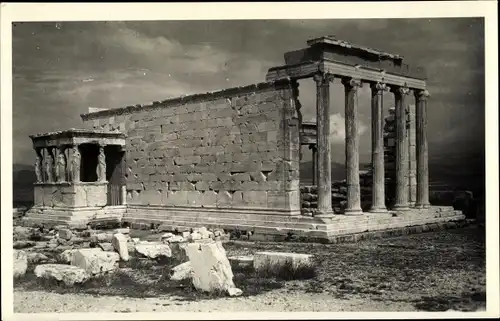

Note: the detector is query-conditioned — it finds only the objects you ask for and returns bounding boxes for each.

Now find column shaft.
[415,90,430,208]
[314,73,334,217]
[370,82,388,212]
[393,86,410,210]
[343,77,363,214]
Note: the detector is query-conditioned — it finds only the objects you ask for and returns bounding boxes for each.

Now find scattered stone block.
[169,241,189,262]
[98,242,115,252]
[253,251,315,278]
[228,255,254,270]
[161,233,175,242]
[59,249,84,264]
[112,233,129,261]
[34,241,48,249]
[27,252,50,264]
[13,240,36,249]
[186,241,241,296]
[34,264,89,286]
[14,250,28,278]
[131,238,140,244]
[90,232,113,243]
[58,229,73,241]
[227,287,243,297]
[170,261,193,281]
[113,228,130,235]
[189,232,202,242]
[71,248,120,275]
[14,226,32,240]
[181,231,191,238]
[134,242,172,259]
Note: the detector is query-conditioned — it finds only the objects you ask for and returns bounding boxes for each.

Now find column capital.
[370,82,390,95]
[313,72,334,86]
[392,84,411,96]
[415,89,430,100]
[341,77,362,89]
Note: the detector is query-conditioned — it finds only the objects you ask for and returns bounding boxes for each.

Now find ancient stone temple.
[24,36,465,241]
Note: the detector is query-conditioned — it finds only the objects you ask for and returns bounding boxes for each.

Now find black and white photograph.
[1,2,498,319]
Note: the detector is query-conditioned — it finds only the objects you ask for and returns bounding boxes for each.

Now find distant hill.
[13,164,35,206]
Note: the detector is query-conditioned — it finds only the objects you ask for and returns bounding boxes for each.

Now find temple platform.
[123,205,466,243]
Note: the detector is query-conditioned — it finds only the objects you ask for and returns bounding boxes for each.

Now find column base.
[344,208,364,215]
[369,206,388,213]
[315,210,335,218]
[393,204,411,211]
[415,203,431,209]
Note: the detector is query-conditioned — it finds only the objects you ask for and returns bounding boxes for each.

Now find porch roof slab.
[29,128,126,148]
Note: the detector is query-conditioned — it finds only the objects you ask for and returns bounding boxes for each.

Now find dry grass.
[14,225,485,311]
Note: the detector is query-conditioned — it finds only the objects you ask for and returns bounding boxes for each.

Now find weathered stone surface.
[58,229,73,240]
[160,233,175,242]
[113,228,130,234]
[58,248,89,264]
[13,240,36,249]
[90,232,113,243]
[169,241,189,262]
[14,226,32,240]
[170,261,193,281]
[135,242,172,259]
[98,242,115,252]
[228,255,254,270]
[34,264,89,286]
[185,241,239,295]
[112,233,129,261]
[253,251,314,276]
[71,248,119,275]
[27,252,50,264]
[227,287,243,297]
[14,250,28,278]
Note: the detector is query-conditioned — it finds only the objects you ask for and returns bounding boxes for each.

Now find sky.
[12,18,485,166]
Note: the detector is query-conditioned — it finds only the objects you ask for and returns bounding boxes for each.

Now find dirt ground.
[14,225,486,313]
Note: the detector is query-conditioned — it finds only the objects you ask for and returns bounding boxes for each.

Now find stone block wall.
[81,80,301,213]
[33,183,108,208]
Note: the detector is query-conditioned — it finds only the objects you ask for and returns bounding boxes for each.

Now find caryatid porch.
[267,36,431,217]
[24,129,127,225]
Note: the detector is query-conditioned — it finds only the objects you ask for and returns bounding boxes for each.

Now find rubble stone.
[14,250,28,278]
[34,264,89,286]
[170,261,193,281]
[112,233,129,261]
[71,248,119,275]
[134,242,172,259]
[253,251,314,277]
[185,241,240,296]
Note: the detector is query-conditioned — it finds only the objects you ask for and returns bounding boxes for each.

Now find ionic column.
[97,145,107,182]
[369,82,388,213]
[392,86,411,210]
[415,89,430,208]
[313,73,334,217]
[342,77,363,215]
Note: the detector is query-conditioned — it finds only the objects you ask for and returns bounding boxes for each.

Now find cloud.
[330,113,368,143]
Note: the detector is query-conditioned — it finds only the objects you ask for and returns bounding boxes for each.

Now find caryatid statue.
[34,150,43,183]
[56,147,67,182]
[70,146,81,182]
[44,148,55,183]
[97,146,106,182]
